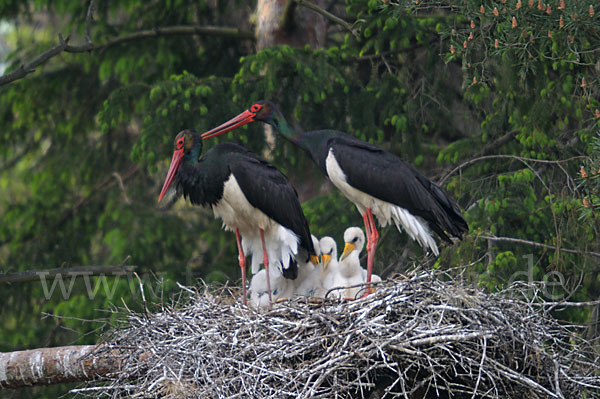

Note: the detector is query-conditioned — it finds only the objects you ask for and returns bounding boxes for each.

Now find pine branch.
[0,25,255,87]
[0,265,137,284]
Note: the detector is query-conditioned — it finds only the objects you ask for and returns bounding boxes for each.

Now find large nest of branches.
[82,271,600,398]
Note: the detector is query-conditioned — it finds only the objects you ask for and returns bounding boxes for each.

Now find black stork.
[200,101,468,292]
[158,129,318,305]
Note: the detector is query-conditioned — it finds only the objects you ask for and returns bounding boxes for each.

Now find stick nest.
[83,271,600,398]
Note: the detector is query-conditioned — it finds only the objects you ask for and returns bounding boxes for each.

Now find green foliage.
[1,1,599,396]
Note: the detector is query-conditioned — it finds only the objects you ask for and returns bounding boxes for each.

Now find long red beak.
[200,110,256,140]
[158,148,184,203]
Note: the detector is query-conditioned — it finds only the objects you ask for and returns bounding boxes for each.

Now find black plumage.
[159,130,317,302]
[311,131,468,243]
[200,101,469,289]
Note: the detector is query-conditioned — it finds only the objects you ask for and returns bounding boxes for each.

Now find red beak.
[200,110,256,140]
[158,148,184,203]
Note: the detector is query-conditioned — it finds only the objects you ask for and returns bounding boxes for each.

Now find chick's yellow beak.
[340,242,356,261]
[321,254,332,268]
[310,255,320,265]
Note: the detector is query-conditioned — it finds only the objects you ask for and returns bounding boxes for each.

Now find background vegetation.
[0,0,598,396]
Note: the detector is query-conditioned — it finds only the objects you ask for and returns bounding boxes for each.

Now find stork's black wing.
[224,145,316,257]
[327,135,468,242]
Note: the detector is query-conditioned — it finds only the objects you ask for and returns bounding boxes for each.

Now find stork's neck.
[183,142,202,165]
[267,109,312,152]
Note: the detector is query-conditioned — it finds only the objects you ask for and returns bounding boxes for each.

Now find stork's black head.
[158,129,202,203]
[174,129,203,161]
[249,100,276,123]
[200,100,283,140]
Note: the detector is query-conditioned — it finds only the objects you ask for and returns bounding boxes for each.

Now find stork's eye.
[352,237,358,243]
[250,104,261,113]
[176,138,184,149]
[328,249,333,255]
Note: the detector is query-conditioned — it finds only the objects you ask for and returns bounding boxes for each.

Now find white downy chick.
[293,235,320,294]
[249,263,295,308]
[297,236,337,298]
[327,227,373,299]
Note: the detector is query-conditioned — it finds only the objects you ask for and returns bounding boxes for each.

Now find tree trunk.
[256,0,327,50]
[255,0,330,201]
[0,345,126,389]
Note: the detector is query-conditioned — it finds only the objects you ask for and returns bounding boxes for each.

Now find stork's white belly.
[212,174,273,233]
[211,174,301,273]
[325,149,439,255]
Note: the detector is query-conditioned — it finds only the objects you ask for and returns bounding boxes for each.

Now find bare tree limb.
[294,0,359,37]
[85,0,96,44]
[0,34,71,86]
[65,25,256,53]
[0,345,129,389]
[439,154,590,185]
[478,129,519,156]
[0,265,137,284]
[478,234,600,258]
[0,25,255,87]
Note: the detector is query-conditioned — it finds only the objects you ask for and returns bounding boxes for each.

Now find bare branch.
[439,153,590,185]
[294,0,359,37]
[66,25,256,53]
[85,0,96,44]
[0,34,70,86]
[0,345,129,389]
[0,265,137,284]
[478,234,600,258]
[0,26,255,87]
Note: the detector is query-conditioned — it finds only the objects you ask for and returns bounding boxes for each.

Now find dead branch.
[0,265,137,284]
[294,0,359,36]
[0,34,71,86]
[479,234,600,258]
[0,26,255,87]
[439,153,590,185]
[0,345,128,389]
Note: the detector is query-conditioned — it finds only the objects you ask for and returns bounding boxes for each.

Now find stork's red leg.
[362,208,379,296]
[235,228,247,306]
[260,228,273,307]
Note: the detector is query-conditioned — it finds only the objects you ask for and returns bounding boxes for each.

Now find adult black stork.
[200,101,468,291]
[158,129,317,305]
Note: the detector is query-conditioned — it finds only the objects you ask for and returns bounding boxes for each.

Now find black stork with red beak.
[201,102,468,291]
[158,129,317,305]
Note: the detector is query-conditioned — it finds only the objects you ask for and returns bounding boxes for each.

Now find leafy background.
[0,0,598,396]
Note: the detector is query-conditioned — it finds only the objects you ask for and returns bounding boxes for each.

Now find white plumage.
[325,150,439,255]
[296,236,336,298]
[212,174,301,275]
[249,267,295,308]
[293,235,320,294]
[325,227,382,299]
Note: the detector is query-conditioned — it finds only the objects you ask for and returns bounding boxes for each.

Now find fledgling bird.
[293,235,320,294]
[327,227,381,299]
[296,236,337,298]
[249,265,295,308]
